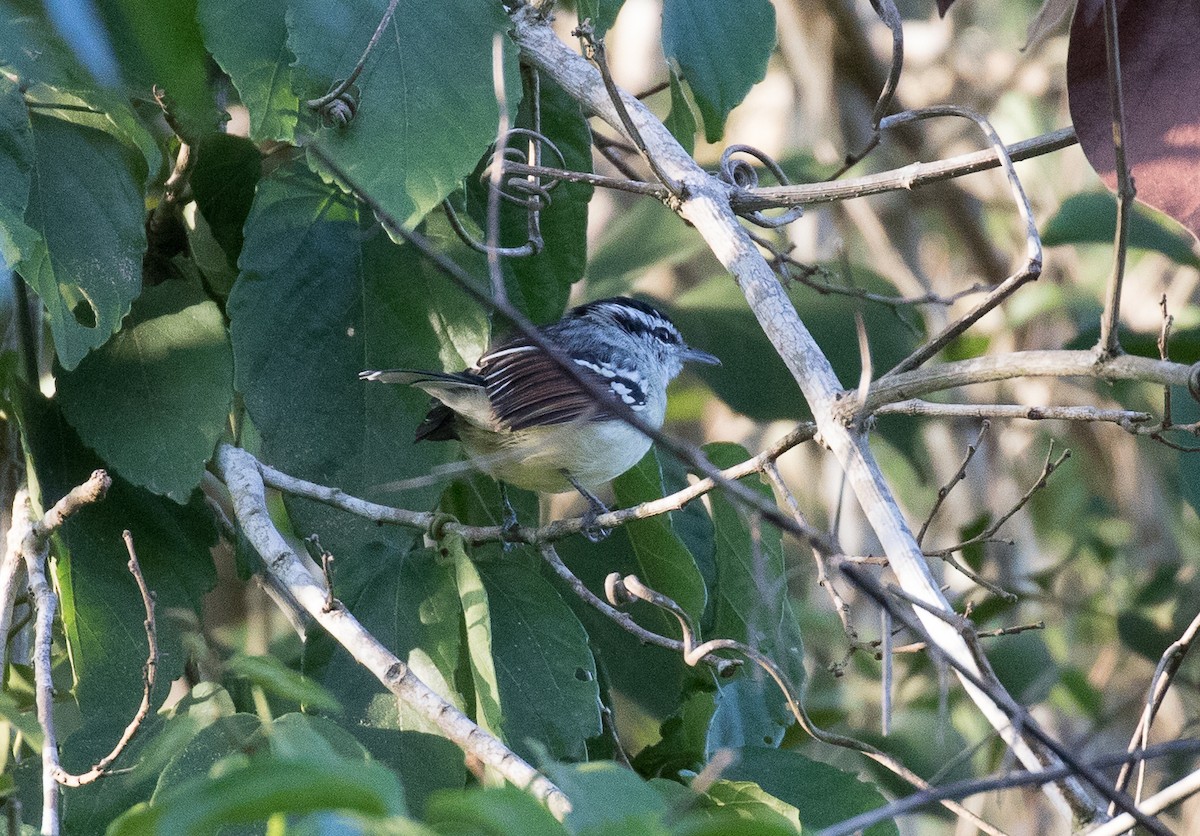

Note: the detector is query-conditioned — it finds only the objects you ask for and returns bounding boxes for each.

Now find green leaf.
[478,559,602,762]
[0,76,38,273]
[56,279,234,502]
[612,447,707,623]
[317,549,465,733]
[661,0,775,143]
[449,534,505,741]
[113,754,407,834]
[228,160,487,600]
[18,112,147,369]
[93,0,221,141]
[152,714,263,798]
[705,443,804,687]
[700,779,801,831]
[199,0,300,143]
[226,653,342,714]
[350,728,467,817]
[663,68,697,157]
[426,785,566,836]
[542,760,668,835]
[288,0,519,231]
[189,132,262,268]
[721,747,897,835]
[1042,191,1200,268]
[7,383,217,738]
[578,0,626,37]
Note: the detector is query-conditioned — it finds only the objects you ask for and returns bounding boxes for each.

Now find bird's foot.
[499,483,521,552]
[563,471,611,542]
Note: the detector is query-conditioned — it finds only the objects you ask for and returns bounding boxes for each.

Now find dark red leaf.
[1067,0,1200,242]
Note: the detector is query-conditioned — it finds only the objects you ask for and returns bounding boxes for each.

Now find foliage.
[0,0,1197,834]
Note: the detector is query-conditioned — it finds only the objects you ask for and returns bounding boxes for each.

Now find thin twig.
[925,444,1070,559]
[304,0,401,112]
[880,106,1041,377]
[52,531,158,787]
[1111,609,1200,811]
[735,126,1078,211]
[605,573,1005,836]
[1095,0,1135,358]
[574,24,680,194]
[537,544,738,676]
[839,562,1171,835]
[762,463,855,640]
[819,739,1200,836]
[917,422,989,546]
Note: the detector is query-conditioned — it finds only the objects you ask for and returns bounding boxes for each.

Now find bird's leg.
[563,471,611,542]
[498,482,521,549]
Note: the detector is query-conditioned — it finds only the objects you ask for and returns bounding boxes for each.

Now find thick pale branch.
[862,350,1196,415]
[509,4,1094,819]
[214,444,570,820]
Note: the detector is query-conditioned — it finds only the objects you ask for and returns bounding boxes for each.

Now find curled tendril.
[718,144,805,229]
[315,82,360,129]
[444,127,567,258]
[485,127,566,209]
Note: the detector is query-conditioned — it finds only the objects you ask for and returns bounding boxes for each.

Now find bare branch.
[213,445,571,820]
[53,531,158,787]
[917,422,989,546]
[1112,609,1200,809]
[878,400,1151,429]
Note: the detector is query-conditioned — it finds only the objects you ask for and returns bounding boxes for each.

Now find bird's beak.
[683,346,721,366]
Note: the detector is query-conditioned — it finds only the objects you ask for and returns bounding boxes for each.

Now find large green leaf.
[543,760,668,835]
[426,785,565,836]
[189,132,262,269]
[720,746,898,835]
[0,76,37,273]
[702,443,805,753]
[449,534,505,741]
[18,112,147,369]
[0,0,158,174]
[612,447,707,623]
[228,160,487,599]
[663,68,697,157]
[56,279,234,502]
[288,0,519,230]
[114,753,407,834]
[92,0,220,141]
[1042,190,1200,268]
[477,559,601,762]
[6,383,217,736]
[199,0,300,143]
[661,0,775,143]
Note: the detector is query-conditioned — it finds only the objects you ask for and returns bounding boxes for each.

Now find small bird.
[360,296,719,534]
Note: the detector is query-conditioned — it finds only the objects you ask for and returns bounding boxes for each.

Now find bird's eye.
[653,326,677,344]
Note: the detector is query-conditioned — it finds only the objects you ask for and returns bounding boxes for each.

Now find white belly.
[458,419,656,493]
